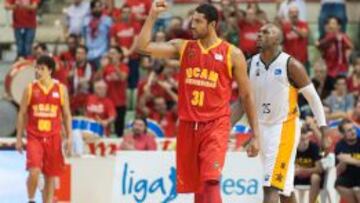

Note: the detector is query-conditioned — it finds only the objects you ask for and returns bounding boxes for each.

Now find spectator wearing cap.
[316,16,353,77]
[325,75,354,120]
[63,0,90,36]
[5,0,39,58]
[82,0,112,70]
[295,126,324,203]
[335,119,360,203]
[95,46,129,137]
[281,4,309,68]
[120,117,157,150]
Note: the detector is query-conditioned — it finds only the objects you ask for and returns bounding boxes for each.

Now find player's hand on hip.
[150,0,169,17]
[15,138,24,154]
[246,136,259,157]
[64,138,72,157]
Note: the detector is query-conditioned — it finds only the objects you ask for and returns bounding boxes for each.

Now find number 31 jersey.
[248,52,299,125]
[178,39,233,122]
[26,80,64,137]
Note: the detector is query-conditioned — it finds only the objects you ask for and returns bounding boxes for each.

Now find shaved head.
[256,23,283,51]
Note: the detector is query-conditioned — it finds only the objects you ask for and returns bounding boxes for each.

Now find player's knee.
[310,173,321,184]
[28,168,41,178]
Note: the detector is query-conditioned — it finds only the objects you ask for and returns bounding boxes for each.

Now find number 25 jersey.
[178,39,233,122]
[248,52,299,125]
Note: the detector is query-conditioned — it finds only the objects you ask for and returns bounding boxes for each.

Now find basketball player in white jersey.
[231,24,328,203]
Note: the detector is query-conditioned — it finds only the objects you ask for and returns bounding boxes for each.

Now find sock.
[203,180,222,203]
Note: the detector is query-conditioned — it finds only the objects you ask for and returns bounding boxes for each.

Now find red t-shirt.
[52,58,70,89]
[121,133,157,150]
[59,50,76,68]
[125,0,151,20]
[320,33,352,77]
[149,111,178,138]
[26,80,63,137]
[110,21,141,48]
[238,20,262,56]
[85,94,116,135]
[179,40,233,121]
[282,20,309,64]
[7,0,39,28]
[103,64,129,107]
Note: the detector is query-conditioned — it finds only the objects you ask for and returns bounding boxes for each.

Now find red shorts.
[26,133,65,176]
[176,116,230,193]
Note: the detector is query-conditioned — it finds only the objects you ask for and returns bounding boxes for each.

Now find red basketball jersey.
[26,80,64,137]
[178,39,233,121]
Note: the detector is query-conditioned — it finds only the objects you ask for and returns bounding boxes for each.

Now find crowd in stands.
[3,0,360,201]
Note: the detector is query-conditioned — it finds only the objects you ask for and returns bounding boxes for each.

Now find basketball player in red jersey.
[136,2,260,203]
[15,55,72,203]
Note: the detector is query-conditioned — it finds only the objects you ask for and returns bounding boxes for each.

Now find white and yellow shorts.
[259,118,301,196]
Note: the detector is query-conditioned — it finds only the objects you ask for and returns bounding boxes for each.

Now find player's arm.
[232,47,260,139]
[61,84,72,142]
[288,58,327,129]
[135,1,183,59]
[15,86,30,153]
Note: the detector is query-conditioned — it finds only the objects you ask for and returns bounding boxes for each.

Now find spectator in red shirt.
[316,17,353,77]
[166,16,192,40]
[282,5,309,67]
[85,80,116,136]
[59,34,79,69]
[120,117,157,150]
[95,46,129,137]
[5,0,39,58]
[69,45,93,114]
[238,7,263,58]
[125,0,151,22]
[347,54,360,99]
[110,4,141,89]
[149,96,178,138]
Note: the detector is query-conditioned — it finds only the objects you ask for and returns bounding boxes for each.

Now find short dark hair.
[195,3,218,24]
[338,118,353,134]
[335,75,347,83]
[133,116,148,132]
[90,0,101,9]
[326,16,341,26]
[77,44,88,53]
[36,55,56,72]
[35,43,48,52]
[110,45,123,55]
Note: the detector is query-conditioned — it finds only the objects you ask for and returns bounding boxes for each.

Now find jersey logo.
[214,53,223,62]
[256,69,260,76]
[52,92,60,98]
[274,69,282,75]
